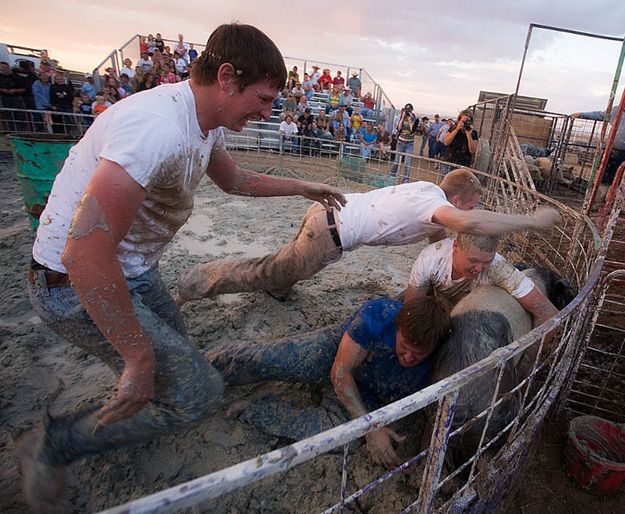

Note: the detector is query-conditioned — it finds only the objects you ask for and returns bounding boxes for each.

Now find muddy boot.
[14,427,70,514]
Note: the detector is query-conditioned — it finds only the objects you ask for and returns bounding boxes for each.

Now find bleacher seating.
[225,84,381,155]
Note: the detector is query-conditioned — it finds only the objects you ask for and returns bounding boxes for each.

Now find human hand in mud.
[532,206,560,230]
[95,355,156,428]
[366,426,406,469]
[301,183,347,211]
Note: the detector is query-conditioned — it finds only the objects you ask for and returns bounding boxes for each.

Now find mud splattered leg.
[14,427,70,514]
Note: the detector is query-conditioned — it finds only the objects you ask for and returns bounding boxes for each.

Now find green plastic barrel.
[8,133,78,229]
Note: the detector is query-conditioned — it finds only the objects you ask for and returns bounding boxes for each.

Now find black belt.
[28,259,71,288]
[326,210,342,249]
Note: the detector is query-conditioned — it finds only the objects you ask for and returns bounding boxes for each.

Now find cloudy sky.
[2,0,624,116]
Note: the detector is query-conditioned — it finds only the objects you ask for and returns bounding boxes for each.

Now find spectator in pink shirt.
[159,63,178,84]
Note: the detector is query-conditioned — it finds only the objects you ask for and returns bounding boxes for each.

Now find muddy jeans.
[28,267,224,466]
[207,324,351,440]
[177,203,343,302]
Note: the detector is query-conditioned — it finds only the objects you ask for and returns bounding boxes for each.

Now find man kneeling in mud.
[209,295,451,469]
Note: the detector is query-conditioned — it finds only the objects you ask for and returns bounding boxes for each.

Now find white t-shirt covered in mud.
[409,238,535,302]
[336,181,452,251]
[33,81,224,278]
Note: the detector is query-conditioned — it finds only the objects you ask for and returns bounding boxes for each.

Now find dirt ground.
[0,146,623,513]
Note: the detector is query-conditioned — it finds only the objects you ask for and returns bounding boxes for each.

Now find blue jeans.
[279,135,299,154]
[434,140,446,159]
[389,139,414,183]
[207,324,351,440]
[428,136,438,158]
[419,135,428,156]
[28,267,224,465]
[360,143,373,158]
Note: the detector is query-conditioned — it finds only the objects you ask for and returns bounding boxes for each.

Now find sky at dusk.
[2,0,624,116]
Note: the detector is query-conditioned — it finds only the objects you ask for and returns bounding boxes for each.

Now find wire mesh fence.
[0,107,94,137]
[468,94,610,210]
[3,89,621,512]
[565,212,625,424]
[83,130,605,513]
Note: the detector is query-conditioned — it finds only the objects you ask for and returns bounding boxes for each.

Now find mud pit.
[0,149,622,513]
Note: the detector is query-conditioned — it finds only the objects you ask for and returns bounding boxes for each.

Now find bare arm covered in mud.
[331,333,406,469]
[432,205,560,236]
[206,145,347,210]
[62,159,155,428]
[515,287,559,378]
[404,284,430,304]
[517,286,559,355]
[517,286,558,328]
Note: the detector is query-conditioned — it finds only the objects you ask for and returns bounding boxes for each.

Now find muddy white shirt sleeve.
[98,109,184,187]
[408,238,454,290]
[482,255,535,298]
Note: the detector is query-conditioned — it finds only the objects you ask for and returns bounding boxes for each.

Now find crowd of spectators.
[2,47,471,170]
[0,51,83,133]
[274,78,480,175]
[0,34,199,133]
[274,65,393,158]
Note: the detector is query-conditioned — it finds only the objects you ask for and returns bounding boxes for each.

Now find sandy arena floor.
[0,147,622,513]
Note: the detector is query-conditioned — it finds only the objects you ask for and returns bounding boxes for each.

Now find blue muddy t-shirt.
[342,299,432,407]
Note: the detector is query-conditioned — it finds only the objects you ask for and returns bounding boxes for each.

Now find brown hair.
[456,233,500,253]
[439,168,483,200]
[457,109,472,121]
[191,23,287,91]
[395,295,451,354]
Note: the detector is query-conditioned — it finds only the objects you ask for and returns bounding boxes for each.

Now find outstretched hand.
[366,426,406,469]
[302,182,347,211]
[95,356,155,430]
[533,206,561,231]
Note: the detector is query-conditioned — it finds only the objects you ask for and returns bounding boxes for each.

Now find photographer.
[444,111,479,168]
[389,103,419,183]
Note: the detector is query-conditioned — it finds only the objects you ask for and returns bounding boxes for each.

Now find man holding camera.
[390,103,419,182]
[444,111,479,168]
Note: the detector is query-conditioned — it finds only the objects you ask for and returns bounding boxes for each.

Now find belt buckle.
[27,268,37,286]
[28,261,70,288]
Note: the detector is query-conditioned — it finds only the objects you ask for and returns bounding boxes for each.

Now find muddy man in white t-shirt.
[18,23,347,514]
[405,232,558,328]
[177,168,560,304]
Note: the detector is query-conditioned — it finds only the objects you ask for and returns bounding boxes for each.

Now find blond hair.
[439,168,483,200]
[456,233,500,253]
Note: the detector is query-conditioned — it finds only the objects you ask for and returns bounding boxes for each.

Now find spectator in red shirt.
[333,70,345,88]
[318,68,333,91]
[361,92,376,119]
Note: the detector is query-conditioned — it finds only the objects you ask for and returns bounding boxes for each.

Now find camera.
[463,120,472,129]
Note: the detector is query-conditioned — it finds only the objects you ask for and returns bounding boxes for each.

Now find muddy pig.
[428,267,575,468]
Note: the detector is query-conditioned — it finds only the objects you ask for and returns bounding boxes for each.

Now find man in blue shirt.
[31,71,52,132]
[330,104,351,138]
[427,114,445,159]
[32,72,51,110]
[79,74,97,101]
[208,295,451,468]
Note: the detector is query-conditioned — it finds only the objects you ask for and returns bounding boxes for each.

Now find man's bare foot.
[14,427,70,514]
